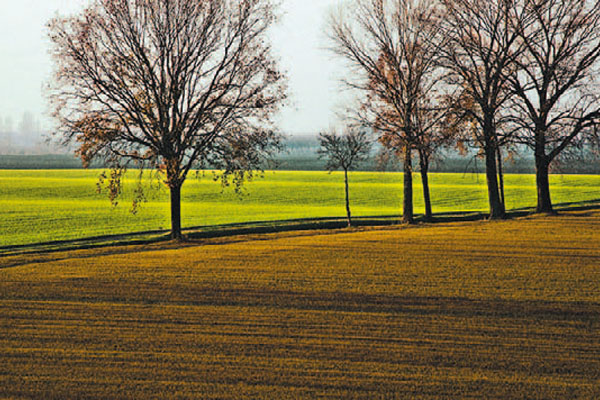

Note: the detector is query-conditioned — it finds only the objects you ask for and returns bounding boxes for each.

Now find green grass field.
[1,211,599,398]
[1,169,599,247]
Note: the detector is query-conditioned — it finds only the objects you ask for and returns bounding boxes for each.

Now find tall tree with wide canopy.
[439,0,530,219]
[48,0,286,239]
[508,0,600,214]
[329,0,447,223]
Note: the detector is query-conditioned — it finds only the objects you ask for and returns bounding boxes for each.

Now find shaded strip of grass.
[2,200,599,260]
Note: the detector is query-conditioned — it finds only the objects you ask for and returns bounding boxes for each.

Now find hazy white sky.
[0,0,347,135]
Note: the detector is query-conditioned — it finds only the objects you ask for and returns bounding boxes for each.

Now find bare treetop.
[318,128,372,172]
[440,0,526,120]
[510,0,600,152]
[329,0,446,135]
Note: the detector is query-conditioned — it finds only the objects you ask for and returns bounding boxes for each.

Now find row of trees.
[328,0,600,223]
[47,0,600,239]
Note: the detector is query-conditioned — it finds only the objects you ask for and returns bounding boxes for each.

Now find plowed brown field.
[1,211,599,398]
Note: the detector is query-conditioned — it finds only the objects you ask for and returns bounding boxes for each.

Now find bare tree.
[439,0,531,219]
[318,128,372,227]
[48,0,286,240]
[329,0,447,223]
[508,0,600,214]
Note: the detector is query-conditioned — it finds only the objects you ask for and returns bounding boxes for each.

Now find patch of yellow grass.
[1,211,599,398]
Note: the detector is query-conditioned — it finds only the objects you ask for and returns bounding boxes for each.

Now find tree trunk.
[484,143,505,219]
[535,155,554,214]
[496,146,506,208]
[419,150,432,221]
[169,184,183,240]
[403,146,414,224]
[344,168,352,227]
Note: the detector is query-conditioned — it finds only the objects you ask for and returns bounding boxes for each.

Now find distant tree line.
[5,143,600,174]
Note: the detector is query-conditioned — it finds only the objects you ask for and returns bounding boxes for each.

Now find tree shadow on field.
[2,201,600,266]
[552,199,600,216]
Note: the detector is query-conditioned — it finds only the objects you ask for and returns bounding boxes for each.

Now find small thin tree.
[318,128,372,227]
